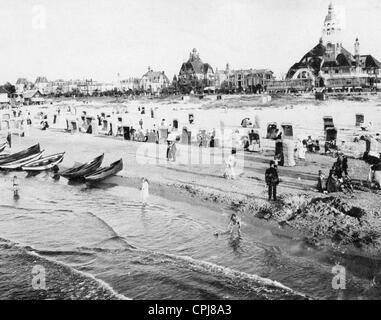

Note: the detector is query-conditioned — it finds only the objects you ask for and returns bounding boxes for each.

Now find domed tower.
[190,48,199,60]
[322,1,342,60]
[354,38,360,56]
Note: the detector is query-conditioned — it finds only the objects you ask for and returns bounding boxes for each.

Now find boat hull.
[0,151,44,170]
[61,154,104,180]
[0,144,40,165]
[84,159,123,183]
[0,143,6,153]
[21,153,65,171]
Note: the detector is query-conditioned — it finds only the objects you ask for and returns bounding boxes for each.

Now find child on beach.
[227,213,242,238]
[214,213,242,238]
[13,176,19,198]
[171,142,177,162]
[141,178,149,204]
[224,149,237,179]
[317,170,326,193]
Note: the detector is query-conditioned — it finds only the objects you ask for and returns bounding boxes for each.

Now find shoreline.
[2,124,381,256]
[0,238,122,300]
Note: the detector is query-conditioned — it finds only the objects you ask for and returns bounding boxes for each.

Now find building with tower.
[178,49,214,93]
[283,1,381,91]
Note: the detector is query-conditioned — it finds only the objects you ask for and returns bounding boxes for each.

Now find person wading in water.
[265,160,279,201]
[214,213,242,238]
[141,178,149,205]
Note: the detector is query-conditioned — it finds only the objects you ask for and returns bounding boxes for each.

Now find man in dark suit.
[265,161,279,201]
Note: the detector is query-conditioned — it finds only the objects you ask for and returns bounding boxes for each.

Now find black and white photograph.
[1,0,381,309]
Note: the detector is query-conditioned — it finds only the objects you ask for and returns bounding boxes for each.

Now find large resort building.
[215,64,274,93]
[178,49,215,93]
[178,49,274,94]
[34,76,50,95]
[13,3,380,99]
[268,2,381,93]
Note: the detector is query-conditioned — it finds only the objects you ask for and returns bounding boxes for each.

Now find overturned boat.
[84,158,123,183]
[21,152,65,171]
[60,154,104,180]
[0,144,40,165]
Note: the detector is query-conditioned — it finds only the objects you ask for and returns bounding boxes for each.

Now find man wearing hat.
[265,160,280,201]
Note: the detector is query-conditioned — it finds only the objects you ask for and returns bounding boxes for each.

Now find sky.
[1,0,381,84]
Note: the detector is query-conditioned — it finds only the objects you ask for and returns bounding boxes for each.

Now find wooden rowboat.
[0,151,44,170]
[21,152,65,171]
[84,159,123,183]
[0,142,6,153]
[0,144,40,165]
[60,154,104,180]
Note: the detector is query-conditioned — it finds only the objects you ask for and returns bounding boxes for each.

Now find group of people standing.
[317,154,352,194]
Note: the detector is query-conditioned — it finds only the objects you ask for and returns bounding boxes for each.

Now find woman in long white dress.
[224,151,237,179]
[297,139,306,160]
[141,178,149,204]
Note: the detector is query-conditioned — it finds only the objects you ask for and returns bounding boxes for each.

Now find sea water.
[0,172,380,300]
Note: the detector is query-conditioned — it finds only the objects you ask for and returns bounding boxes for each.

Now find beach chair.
[266,123,278,139]
[1,120,9,130]
[355,114,364,127]
[325,127,337,142]
[281,123,294,140]
[159,128,168,144]
[147,131,157,143]
[323,116,334,131]
[282,139,296,167]
[122,126,130,140]
[71,121,78,133]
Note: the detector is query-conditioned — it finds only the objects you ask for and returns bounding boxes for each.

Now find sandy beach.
[5,0,381,305]
[2,94,381,256]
